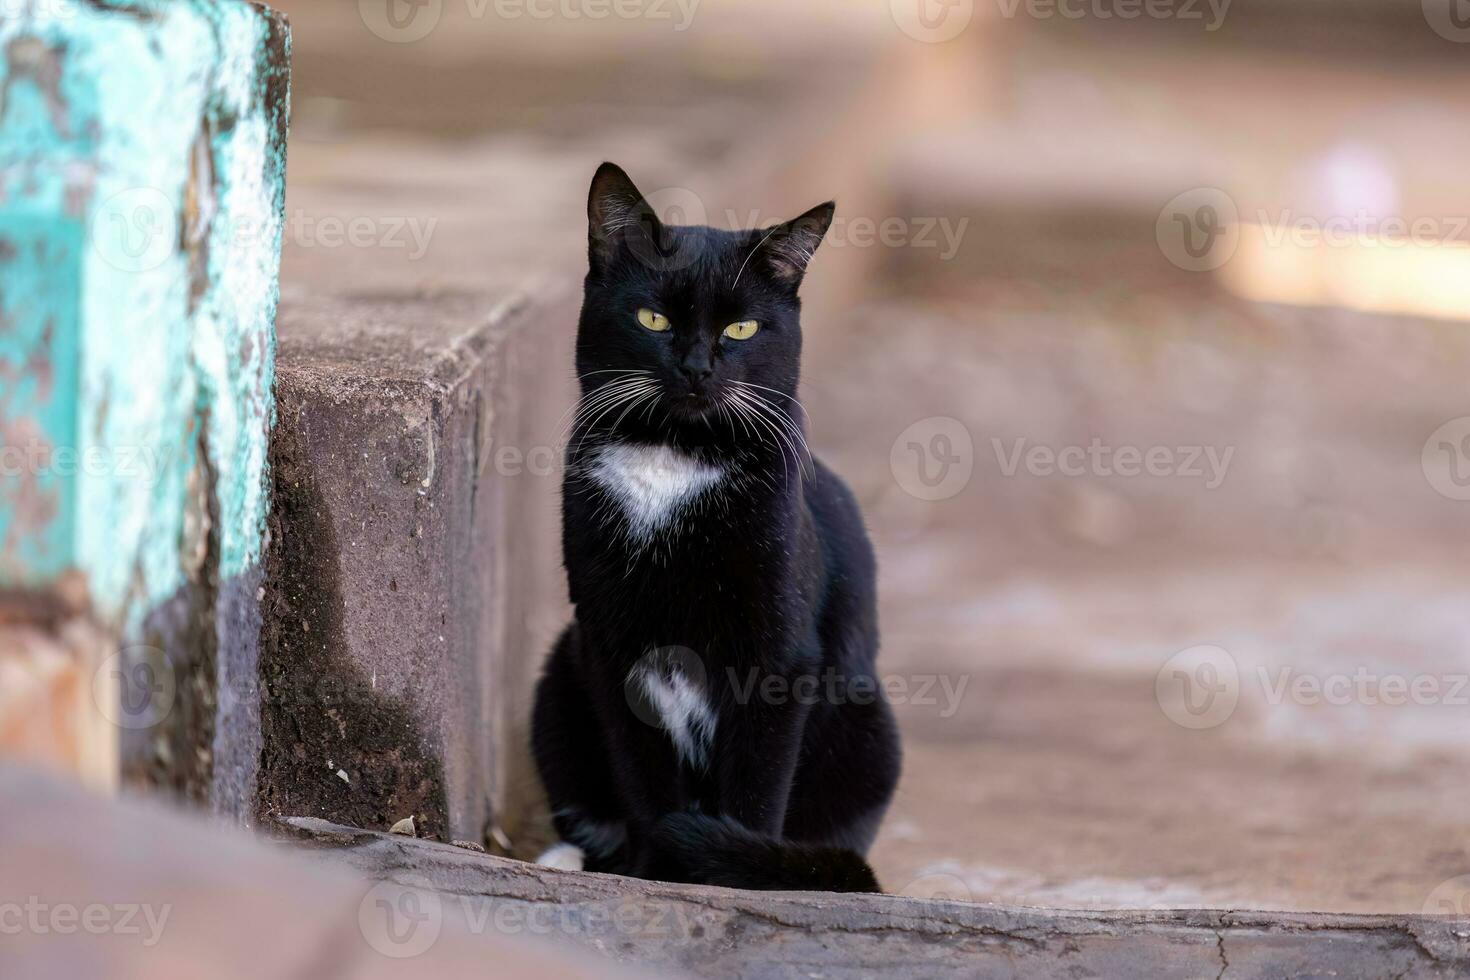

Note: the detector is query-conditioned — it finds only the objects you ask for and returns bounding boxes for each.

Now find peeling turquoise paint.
[0,0,290,630]
[0,214,82,578]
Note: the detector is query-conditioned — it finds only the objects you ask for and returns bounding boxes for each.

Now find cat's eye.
[636,308,670,332]
[723,320,759,341]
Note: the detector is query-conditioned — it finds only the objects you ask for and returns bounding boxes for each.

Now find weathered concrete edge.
[279,816,1470,976]
[257,284,576,841]
[272,289,559,398]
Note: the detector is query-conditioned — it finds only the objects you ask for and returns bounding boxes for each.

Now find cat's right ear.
[588,162,659,271]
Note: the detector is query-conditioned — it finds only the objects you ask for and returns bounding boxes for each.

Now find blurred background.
[265,0,1470,913]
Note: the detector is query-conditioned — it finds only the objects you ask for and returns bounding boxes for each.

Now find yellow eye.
[723,320,759,340]
[636,308,670,332]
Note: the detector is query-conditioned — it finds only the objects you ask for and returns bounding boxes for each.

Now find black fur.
[531,163,900,892]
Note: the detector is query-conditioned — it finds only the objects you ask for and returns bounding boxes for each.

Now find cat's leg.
[783,692,901,855]
[781,459,899,854]
[533,623,694,877]
[643,664,896,893]
[530,623,631,873]
[586,666,693,880]
[714,659,815,837]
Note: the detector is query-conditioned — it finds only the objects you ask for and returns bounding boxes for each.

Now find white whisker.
[727,386,813,479]
[572,381,660,455]
[552,370,652,444]
[727,388,796,485]
[732,226,780,290]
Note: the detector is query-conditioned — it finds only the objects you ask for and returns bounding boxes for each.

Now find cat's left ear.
[760,201,836,287]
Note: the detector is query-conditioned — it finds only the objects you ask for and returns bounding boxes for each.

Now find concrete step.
[260,287,575,844]
[877,24,1470,295]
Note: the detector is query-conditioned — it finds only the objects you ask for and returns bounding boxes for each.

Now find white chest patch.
[632,664,717,770]
[590,442,724,541]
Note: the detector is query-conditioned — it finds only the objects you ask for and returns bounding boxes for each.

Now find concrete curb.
[281,816,1470,979]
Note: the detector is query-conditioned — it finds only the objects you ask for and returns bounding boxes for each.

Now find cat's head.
[575,162,832,438]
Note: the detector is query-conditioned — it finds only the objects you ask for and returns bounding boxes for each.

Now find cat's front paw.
[533,842,586,871]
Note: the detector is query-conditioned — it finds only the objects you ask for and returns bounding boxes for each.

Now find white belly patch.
[632,662,717,769]
[590,442,724,541]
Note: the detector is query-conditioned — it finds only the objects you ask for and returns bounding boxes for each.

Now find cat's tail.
[652,812,880,893]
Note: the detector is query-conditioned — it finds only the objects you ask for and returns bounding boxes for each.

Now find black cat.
[530,163,900,892]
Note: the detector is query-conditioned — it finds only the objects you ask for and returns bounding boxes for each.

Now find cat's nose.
[679,362,714,387]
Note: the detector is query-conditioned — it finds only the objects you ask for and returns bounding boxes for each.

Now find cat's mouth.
[670,391,717,419]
